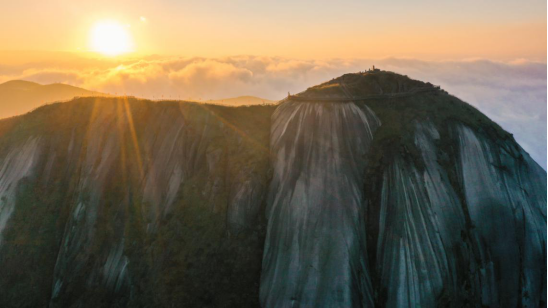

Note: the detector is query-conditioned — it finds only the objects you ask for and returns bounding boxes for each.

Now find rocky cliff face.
[373,121,546,308]
[0,71,544,308]
[261,101,380,307]
[0,99,273,307]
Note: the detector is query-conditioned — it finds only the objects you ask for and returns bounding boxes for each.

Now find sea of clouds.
[0,55,545,169]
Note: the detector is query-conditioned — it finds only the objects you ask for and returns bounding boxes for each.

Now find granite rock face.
[261,101,380,307]
[375,122,467,308]
[0,137,42,245]
[0,71,544,308]
[374,121,546,308]
[454,124,546,307]
[259,72,546,308]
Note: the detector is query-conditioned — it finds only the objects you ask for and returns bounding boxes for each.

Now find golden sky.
[0,0,546,168]
[0,0,546,61]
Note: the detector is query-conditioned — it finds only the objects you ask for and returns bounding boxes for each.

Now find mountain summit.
[0,71,544,308]
[294,69,435,99]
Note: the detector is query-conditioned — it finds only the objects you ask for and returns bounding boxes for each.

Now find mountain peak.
[0,80,42,90]
[293,70,437,99]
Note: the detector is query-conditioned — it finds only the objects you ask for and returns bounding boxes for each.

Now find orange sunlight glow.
[90,21,133,56]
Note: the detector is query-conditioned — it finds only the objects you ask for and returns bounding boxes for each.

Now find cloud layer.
[0,54,545,169]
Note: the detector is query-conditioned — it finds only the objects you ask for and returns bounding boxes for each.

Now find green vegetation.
[302,82,347,97]
[299,71,430,98]
[0,133,77,307]
[0,178,65,308]
[360,82,516,307]
[362,89,514,174]
[130,180,266,307]
[0,97,274,308]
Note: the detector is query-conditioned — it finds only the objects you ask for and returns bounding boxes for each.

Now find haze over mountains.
[0,80,103,118]
[1,54,544,169]
[0,80,276,119]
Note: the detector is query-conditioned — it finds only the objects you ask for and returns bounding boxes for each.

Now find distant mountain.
[0,80,103,118]
[203,95,277,106]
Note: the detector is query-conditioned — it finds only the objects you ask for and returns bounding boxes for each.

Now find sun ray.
[116,100,128,188]
[122,97,144,179]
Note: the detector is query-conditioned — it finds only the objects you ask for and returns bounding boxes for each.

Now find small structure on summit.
[368,65,380,72]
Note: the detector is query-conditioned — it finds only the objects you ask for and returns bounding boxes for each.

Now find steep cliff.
[261,101,380,307]
[0,98,274,307]
[261,71,546,307]
[0,71,544,308]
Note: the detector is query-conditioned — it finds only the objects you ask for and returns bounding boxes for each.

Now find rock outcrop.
[0,71,544,308]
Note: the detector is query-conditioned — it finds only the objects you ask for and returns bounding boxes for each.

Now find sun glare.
[90,21,133,56]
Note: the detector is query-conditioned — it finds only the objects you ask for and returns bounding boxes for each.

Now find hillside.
[0,80,104,118]
[0,71,544,308]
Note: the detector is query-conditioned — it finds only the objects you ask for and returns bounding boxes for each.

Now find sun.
[90,21,133,56]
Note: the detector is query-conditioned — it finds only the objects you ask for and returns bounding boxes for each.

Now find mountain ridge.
[202,95,277,106]
[0,80,278,118]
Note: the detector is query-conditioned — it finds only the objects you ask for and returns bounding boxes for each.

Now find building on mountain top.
[369,65,380,72]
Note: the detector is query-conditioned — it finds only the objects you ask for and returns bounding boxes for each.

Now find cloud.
[0,54,545,168]
[378,58,546,170]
